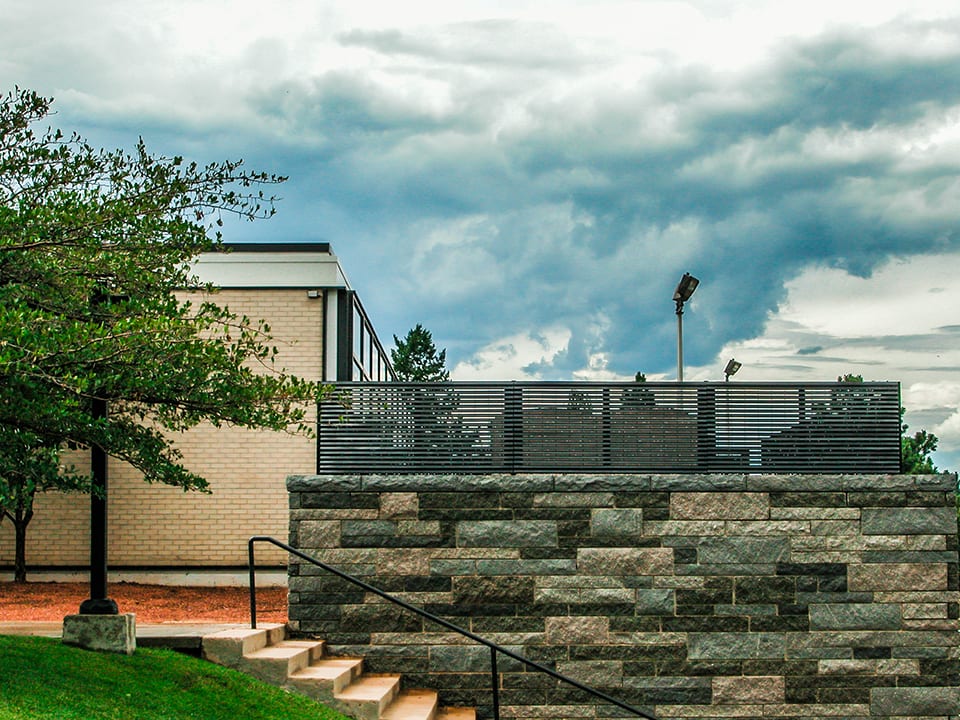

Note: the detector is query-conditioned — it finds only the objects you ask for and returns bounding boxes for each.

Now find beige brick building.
[0,243,392,572]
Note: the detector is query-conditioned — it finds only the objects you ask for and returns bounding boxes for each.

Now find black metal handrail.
[248,536,656,720]
[317,381,902,474]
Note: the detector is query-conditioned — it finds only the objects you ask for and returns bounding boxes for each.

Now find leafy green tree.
[0,88,321,575]
[900,422,939,474]
[0,435,87,582]
[391,324,450,382]
[838,373,863,384]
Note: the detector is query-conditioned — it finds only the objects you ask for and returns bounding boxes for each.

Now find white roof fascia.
[191,247,351,289]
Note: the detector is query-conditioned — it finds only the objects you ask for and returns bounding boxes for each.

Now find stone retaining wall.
[287,473,959,719]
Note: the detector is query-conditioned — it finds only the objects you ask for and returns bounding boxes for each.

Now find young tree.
[0,434,87,582]
[391,324,450,382]
[0,88,322,575]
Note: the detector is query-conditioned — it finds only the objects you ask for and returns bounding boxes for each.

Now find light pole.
[724,358,742,382]
[673,272,699,382]
[78,394,118,615]
[79,286,119,615]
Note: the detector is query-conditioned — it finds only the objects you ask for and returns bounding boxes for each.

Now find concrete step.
[334,674,401,720]
[382,689,438,720]
[201,626,477,720]
[434,709,476,720]
[201,623,286,668]
[241,639,326,685]
[289,656,365,697]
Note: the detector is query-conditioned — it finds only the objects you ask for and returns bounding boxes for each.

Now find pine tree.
[391,324,450,382]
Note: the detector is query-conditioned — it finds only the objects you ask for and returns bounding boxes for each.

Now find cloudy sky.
[3,0,959,469]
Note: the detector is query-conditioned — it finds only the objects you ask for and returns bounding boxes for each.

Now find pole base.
[79,597,119,615]
[63,613,135,655]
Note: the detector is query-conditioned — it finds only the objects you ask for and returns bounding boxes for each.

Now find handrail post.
[248,537,258,629]
[490,646,500,720]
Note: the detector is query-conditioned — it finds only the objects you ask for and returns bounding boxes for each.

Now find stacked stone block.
[287,473,960,719]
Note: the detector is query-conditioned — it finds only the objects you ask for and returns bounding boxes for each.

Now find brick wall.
[0,288,321,568]
[287,472,960,720]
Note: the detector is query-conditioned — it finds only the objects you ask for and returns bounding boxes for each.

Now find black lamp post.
[79,288,119,615]
[673,272,699,382]
[78,395,118,615]
[724,358,742,382]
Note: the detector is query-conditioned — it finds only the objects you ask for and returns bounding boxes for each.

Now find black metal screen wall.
[317,381,902,474]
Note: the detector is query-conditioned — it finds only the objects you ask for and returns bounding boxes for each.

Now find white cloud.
[775,255,960,339]
[451,327,571,380]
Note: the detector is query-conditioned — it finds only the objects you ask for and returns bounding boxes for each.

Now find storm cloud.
[3,0,959,466]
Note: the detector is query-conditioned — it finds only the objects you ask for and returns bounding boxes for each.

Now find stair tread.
[246,643,314,661]
[435,709,475,720]
[381,689,438,720]
[203,623,284,641]
[281,640,326,649]
[336,674,401,702]
[291,657,363,681]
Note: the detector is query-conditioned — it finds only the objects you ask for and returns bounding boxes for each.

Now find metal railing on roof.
[317,381,901,474]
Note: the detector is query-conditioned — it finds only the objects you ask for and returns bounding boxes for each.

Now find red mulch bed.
[0,581,287,623]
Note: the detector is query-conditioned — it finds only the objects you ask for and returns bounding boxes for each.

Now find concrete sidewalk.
[0,570,287,586]
[0,621,252,654]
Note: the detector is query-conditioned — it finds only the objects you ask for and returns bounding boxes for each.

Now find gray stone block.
[839,474,918,490]
[429,559,477,575]
[870,686,960,715]
[687,632,785,660]
[862,550,958,563]
[635,589,675,615]
[744,474,835,491]
[363,473,554,492]
[429,644,524,672]
[578,547,674,575]
[341,520,397,537]
[808,603,901,630]
[555,660,624,688]
[676,563,777,576]
[697,537,790,564]
[861,506,958,535]
[554,474,650,491]
[62,613,136,655]
[286,474,362,492]
[622,676,712,705]
[671,492,769,520]
[715,603,778,616]
[911,471,959,491]
[477,559,577,576]
[651,474,746,491]
[534,492,614,507]
[296,520,341,548]
[591,508,643,536]
[453,576,535,604]
[848,562,948,591]
[457,520,558,547]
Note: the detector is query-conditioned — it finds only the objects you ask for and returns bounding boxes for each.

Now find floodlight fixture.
[724,358,742,382]
[674,272,699,382]
[673,272,700,309]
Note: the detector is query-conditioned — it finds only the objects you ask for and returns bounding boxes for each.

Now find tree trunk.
[13,506,32,583]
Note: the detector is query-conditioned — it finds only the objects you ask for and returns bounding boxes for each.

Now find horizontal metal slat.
[317,381,901,474]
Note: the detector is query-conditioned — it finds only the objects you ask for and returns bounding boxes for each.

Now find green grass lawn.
[0,635,353,720]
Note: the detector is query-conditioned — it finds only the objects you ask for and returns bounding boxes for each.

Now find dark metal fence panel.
[317,381,902,474]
